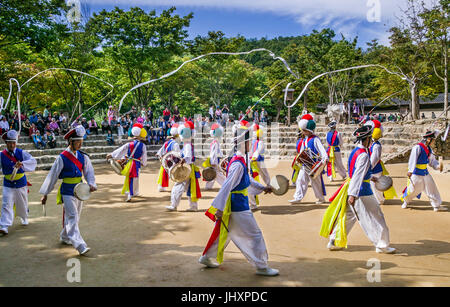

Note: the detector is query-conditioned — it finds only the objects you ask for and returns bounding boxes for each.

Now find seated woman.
[88,118,99,135]
[49,118,60,135]
[44,130,57,148]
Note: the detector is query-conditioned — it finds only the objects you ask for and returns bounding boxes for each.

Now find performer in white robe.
[368,120,397,205]
[401,131,446,211]
[156,124,180,192]
[40,126,97,255]
[248,124,271,210]
[0,130,37,236]
[166,121,202,212]
[107,123,148,202]
[326,121,347,181]
[199,120,279,276]
[321,125,396,254]
[289,117,328,204]
[204,123,225,190]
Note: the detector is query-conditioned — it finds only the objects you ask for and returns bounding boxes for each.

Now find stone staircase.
[2,121,443,170]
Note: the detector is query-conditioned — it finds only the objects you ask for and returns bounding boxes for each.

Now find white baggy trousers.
[403,174,442,209]
[204,210,268,269]
[0,186,29,233]
[61,195,88,253]
[329,195,390,249]
[293,168,326,202]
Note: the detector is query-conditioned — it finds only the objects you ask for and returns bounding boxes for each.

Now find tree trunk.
[410,81,420,120]
[444,80,448,118]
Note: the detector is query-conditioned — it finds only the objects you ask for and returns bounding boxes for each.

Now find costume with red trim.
[0,130,37,235]
[204,123,225,190]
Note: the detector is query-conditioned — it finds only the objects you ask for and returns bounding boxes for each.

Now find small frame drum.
[109,159,125,175]
[74,182,91,201]
[161,151,190,183]
[270,175,289,196]
[297,148,325,179]
[202,167,217,182]
[375,175,393,192]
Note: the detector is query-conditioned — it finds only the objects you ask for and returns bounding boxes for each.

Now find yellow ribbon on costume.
[157,165,165,185]
[249,160,260,205]
[216,188,248,264]
[416,164,427,170]
[189,164,201,202]
[121,160,134,195]
[57,177,82,205]
[400,178,413,202]
[292,153,302,183]
[320,178,350,248]
[329,146,336,179]
[202,158,212,168]
[4,173,25,181]
[379,161,397,199]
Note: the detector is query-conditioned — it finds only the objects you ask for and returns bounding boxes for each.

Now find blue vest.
[228,158,250,212]
[1,149,27,189]
[165,139,176,152]
[59,151,85,196]
[326,131,340,152]
[413,144,431,176]
[128,140,144,169]
[306,136,320,162]
[370,141,383,174]
[348,147,373,197]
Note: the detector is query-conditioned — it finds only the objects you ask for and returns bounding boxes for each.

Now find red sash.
[417,143,430,158]
[2,150,18,164]
[61,151,83,172]
[226,156,247,177]
[348,148,367,178]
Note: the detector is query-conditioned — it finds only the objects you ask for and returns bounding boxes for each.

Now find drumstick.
[42,204,46,217]
[347,197,360,221]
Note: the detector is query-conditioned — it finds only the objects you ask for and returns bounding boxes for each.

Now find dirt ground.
[0,160,449,287]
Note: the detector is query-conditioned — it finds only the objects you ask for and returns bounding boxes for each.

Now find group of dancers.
[0,114,446,276]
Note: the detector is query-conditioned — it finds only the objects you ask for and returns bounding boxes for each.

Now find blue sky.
[83,0,426,48]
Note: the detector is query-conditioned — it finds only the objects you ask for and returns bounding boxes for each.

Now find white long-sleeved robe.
[248,139,271,208]
[403,143,442,208]
[369,141,386,203]
[328,132,347,179]
[293,136,328,202]
[171,141,198,209]
[111,140,147,197]
[203,152,269,269]
[0,149,37,233]
[330,144,391,249]
[157,138,180,190]
[39,147,96,252]
[205,139,226,190]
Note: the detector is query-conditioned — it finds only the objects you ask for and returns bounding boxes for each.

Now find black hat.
[353,125,373,142]
[423,131,436,139]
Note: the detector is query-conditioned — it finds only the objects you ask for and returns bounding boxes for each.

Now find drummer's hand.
[407,172,412,178]
[41,195,47,205]
[371,176,378,183]
[14,162,23,168]
[263,186,273,194]
[348,195,356,206]
[89,185,97,192]
[106,154,112,160]
[215,209,223,220]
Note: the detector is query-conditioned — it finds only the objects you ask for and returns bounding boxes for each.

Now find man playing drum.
[249,123,271,210]
[107,123,148,202]
[166,121,202,212]
[0,130,37,236]
[204,123,225,190]
[199,120,278,276]
[156,123,180,192]
[40,126,96,255]
[320,125,396,254]
[401,131,447,212]
[289,115,328,204]
[326,121,347,182]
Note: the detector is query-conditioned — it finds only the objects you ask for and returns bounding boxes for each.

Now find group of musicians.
[0,115,446,275]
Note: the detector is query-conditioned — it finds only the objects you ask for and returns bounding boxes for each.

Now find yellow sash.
[202,158,212,168]
[378,161,397,199]
[320,179,350,248]
[189,164,201,202]
[416,164,427,170]
[157,165,165,185]
[329,146,336,179]
[57,177,82,205]
[249,160,260,205]
[4,172,25,181]
[216,188,248,264]
[121,160,133,195]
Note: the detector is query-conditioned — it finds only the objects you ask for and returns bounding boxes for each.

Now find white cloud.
[84,0,435,45]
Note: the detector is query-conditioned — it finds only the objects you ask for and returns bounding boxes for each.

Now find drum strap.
[61,151,83,172]
[2,150,18,164]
